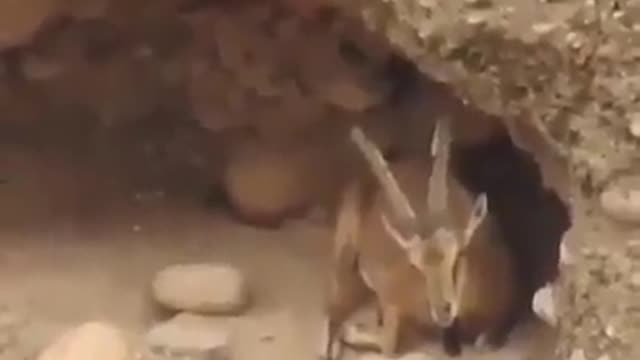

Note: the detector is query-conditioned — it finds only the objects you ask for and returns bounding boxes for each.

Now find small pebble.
[629,114,640,138]
[532,22,557,35]
[532,284,557,326]
[152,263,250,315]
[605,324,616,338]
[630,272,640,288]
[560,241,574,266]
[569,349,586,360]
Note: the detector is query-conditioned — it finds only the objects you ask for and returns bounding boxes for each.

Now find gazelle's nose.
[432,302,455,326]
[440,303,452,315]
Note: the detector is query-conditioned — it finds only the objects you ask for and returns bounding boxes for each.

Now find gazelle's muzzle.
[431,302,456,327]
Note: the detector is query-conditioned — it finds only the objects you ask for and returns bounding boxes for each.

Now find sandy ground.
[0,141,550,360]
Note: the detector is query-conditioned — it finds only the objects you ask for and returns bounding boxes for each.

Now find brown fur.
[326,159,441,358]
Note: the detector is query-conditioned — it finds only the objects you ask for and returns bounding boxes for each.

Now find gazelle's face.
[403,228,464,327]
[380,194,489,328]
[349,123,489,329]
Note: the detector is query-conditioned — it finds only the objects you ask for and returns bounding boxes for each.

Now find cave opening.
[451,127,572,318]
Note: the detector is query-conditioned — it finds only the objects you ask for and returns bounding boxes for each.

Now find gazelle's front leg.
[341,304,402,356]
[379,305,402,357]
[325,273,370,360]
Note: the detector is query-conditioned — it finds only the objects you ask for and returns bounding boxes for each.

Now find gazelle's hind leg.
[325,239,370,359]
[325,262,371,360]
[323,316,343,360]
[324,181,370,360]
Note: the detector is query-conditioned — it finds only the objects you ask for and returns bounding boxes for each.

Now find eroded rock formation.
[338,1,640,359]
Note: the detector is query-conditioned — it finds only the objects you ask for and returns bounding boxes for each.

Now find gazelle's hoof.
[318,318,341,360]
[342,323,380,350]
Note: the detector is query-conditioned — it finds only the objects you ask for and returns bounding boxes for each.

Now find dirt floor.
[0,128,551,360]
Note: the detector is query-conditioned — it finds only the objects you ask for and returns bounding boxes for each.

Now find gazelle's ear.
[462,193,489,248]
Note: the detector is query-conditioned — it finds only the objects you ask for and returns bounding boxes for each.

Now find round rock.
[37,322,130,360]
[152,263,250,315]
[600,178,640,224]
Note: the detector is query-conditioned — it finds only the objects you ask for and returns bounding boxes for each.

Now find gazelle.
[324,180,372,360]
[325,119,518,358]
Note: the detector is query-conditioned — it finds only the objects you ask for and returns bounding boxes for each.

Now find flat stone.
[152,263,250,315]
[144,313,231,360]
[358,352,432,360]
[37,322,130,360]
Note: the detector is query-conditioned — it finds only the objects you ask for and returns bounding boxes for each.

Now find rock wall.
[0,0,409,226]
[339,0,640,359]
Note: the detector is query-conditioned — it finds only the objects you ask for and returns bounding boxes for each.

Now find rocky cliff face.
[339,0,640,359]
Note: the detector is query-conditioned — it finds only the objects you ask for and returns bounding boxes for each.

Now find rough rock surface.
[144,312,231,360]
[152,263,250,315]
[36,322,130,360]
[342,0,640,359]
